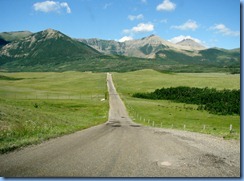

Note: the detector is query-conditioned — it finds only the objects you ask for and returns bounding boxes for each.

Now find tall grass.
[0,72,108,153]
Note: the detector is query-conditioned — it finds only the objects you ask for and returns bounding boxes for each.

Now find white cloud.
[33,1,71,13]
[118,36,133,42]
[156,0,176,11]
[123,23,154,34]
[210,24,239,36]
[171,20,198,31]
[132,23,154,33]
[60,2,71,13]
[128,14,144,21]
[168,35,202,44]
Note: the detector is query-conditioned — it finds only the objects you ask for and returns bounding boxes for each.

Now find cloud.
[128,14,144,21]
[168,35,202,44]
[156,0,176,11]
[118,36,133,42]
[33,1,71,13]
[209,24,239,36]
[171,20,198,31]
[123,23,154,34]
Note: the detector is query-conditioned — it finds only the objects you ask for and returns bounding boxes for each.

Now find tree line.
[133,86,240,115]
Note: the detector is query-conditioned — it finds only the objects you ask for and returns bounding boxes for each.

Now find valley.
[0,28,240,176]
[0,0,240,177]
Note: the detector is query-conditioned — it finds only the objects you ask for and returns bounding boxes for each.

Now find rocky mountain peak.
[176,38,206,50]
[41,28,64,39]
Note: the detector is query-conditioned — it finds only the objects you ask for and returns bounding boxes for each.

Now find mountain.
[123,34,172,58]
[78,35,206,59]
[0,29,240,73]
[176,39,206,50]
[0,29,101,65]
[78,38,125,55]
[0,31,33,42]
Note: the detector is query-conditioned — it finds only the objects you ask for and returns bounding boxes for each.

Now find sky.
[0,0,241,49]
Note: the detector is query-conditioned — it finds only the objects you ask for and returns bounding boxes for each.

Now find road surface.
[0,73,240,177]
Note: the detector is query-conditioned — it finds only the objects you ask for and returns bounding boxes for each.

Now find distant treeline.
[133,86,240,115]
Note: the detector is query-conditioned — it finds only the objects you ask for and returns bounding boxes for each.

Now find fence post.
[184,125,186,130]
[203,125,206,130]
[152,121,155,127]
[161,122,162,128]
[230,124,233,133]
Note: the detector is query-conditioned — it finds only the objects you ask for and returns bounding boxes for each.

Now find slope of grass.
[112,69,240,139]
[0,72,108,153]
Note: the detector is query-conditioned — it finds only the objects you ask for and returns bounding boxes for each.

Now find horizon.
[0,0,241,49]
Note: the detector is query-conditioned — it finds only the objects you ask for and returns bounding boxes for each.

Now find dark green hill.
[0,31,33,42]
[199,48,240,66]
[0,29,101,66]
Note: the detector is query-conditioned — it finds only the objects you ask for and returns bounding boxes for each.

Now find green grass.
[0,72,108,153]
[0,69,240,153]
[112,69,240,139]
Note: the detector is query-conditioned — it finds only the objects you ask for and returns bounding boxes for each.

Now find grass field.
[0,70,240,153]
[112,69,240,139]
[0,72,108,153]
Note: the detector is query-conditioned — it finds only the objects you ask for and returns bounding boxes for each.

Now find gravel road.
[0,73,240,177]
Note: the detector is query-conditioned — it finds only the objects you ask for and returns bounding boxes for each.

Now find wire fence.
[119,93,239,138]
[130,108,238,138]
[0,92,105,100]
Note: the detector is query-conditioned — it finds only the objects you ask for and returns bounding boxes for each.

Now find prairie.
[112,69,240,139]
[0,70,240,153]
[0,72,108,153]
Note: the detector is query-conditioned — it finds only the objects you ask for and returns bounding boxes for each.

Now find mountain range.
[78,34,206,59]
[0,28,240,72]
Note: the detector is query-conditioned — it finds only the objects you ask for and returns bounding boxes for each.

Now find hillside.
[0,38,9,48]
[78,38,126,55]
[0,31,33,42]
[0,29,101,66]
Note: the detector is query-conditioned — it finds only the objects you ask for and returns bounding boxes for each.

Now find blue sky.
[0,0,241,49]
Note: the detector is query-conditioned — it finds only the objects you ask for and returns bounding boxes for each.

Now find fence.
[119,93,239,138]
[0,92,105,101]
[130,110,238,136]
